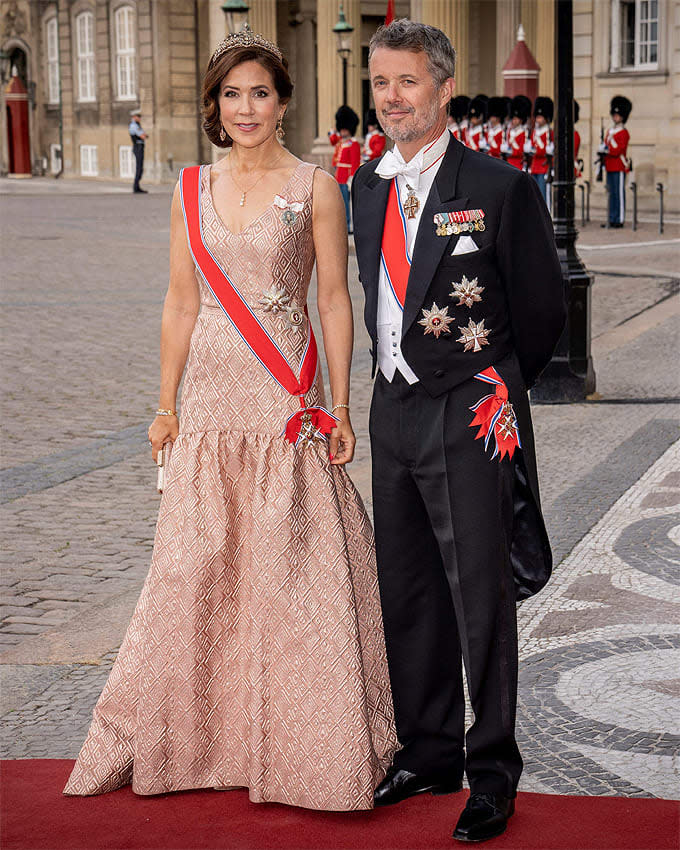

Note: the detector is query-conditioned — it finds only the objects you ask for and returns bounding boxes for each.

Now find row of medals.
[436,219,486,237]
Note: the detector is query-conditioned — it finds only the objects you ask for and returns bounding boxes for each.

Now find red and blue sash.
[380,179,411,310]
[180,165,337,446]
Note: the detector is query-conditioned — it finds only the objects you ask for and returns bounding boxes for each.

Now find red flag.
[385,0,395,26]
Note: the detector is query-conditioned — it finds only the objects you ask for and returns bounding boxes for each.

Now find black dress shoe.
[374,766,463,807]
[133,187,148,194]
[453,792,515,842]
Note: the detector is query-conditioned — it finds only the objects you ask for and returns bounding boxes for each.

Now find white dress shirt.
[375,127,450,384]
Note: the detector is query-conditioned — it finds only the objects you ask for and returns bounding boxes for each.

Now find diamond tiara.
[209,24,283,67]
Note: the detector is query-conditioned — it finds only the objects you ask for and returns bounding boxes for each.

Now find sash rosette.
[180,166,338,447]
[469,367,521,460]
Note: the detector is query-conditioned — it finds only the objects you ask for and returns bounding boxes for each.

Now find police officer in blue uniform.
[128,110,148,194]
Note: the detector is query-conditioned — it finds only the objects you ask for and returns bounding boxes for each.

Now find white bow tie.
[375,149,423,190]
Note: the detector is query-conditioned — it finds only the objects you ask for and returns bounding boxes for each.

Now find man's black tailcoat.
[352,135,565,600]
[351,135,565,793]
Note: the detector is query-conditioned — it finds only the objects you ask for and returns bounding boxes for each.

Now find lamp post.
[333,2,354,105]
[531,0,595,402]
[221,0,250,34]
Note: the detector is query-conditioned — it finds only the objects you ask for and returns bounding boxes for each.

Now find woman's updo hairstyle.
[202,45,294,148]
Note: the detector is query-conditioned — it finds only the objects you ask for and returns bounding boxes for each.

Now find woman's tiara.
[209,24,283,67]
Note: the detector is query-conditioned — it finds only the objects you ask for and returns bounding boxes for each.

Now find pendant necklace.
[229,151,284,207]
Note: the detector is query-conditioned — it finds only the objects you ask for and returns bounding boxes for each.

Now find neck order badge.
[180,166,337,447]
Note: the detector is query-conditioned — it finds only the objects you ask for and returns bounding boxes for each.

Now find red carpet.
[1,760,677,850]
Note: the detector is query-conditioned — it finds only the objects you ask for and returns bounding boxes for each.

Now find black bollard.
[579,183,585,226]
[656,182,664,234]
[584,179,591,222]
[630,181,638,231]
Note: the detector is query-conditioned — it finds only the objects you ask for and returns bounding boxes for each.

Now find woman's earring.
[276,116,285,141]
[219,124,227,142]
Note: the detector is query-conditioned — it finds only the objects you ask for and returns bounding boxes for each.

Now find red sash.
[469,368,521,461]
[380,179,411,310]
[180,166,337,446]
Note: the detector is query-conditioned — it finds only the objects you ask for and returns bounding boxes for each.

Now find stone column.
[420,0,469,94]
[496,0,521,91]
[249,0,277,42]
[311,0,362,169]
[520,0,537,57]
[535,0,555,98]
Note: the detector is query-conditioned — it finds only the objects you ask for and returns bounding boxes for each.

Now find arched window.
[46,15,60,104]
[115,5,137,100]
[75,10,96,102]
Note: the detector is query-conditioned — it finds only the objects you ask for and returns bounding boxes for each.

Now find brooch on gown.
[274,195,304,227]
[258,286,305,326]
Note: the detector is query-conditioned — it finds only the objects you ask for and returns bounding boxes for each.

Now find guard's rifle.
[595,117,606,182]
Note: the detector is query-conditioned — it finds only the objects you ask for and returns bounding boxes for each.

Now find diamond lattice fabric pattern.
[63,162,398,810]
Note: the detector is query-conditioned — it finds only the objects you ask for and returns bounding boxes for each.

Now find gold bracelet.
[156,408,178,416]
[331,403,350,414]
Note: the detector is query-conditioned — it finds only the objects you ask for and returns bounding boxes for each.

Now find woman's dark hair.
[202,47,294,148]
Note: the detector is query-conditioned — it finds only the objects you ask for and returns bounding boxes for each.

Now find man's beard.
[380,97,441,143]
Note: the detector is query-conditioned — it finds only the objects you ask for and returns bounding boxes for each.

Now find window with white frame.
[46,16,60,104]
[80,144,98,176]
[119,145,134,178]
[611,0,659,71]
[115,6,137,100]
[76,10,96,101]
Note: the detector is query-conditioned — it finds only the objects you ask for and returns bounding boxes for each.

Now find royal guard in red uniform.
[599,95,632,228]
[448,95,470,144]
[528,97,554,207]
[502,95,530,169]
[362,109,386,163]
[485,97,507,159]
[573,99,583,178]
[466,96,487,152]
[328,105,361,233]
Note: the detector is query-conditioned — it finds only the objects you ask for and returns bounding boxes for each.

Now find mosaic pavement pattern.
[517,441,680,798]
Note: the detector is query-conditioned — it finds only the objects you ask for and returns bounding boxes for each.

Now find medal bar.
[434,209,486,236]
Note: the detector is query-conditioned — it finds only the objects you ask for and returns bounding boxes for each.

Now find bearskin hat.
[468,96,488,121]
[335,105,359,134]
[533,96,554,122]
[451,95,470,123]
[510,95,531,122]
[574,99,580,124]
[364,108,381,134]
[487,96,508,121]
[610,95,632,122]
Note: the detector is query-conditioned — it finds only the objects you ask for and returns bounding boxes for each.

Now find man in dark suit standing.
[352,20,565,843]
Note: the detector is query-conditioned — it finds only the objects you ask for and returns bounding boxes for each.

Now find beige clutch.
[156,441,173,493]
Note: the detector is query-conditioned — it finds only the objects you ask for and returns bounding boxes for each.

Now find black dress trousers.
[133,142,144,190]
[370,359,523,796]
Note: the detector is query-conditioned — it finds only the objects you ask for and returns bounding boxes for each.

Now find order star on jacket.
[457,318,491,352]
[418,302,455,338]
[450,275,485,308]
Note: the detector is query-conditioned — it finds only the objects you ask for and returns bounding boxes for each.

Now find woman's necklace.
[229,151,284,207]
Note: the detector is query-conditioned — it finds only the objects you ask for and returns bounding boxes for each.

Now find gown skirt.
[63,161,398,811]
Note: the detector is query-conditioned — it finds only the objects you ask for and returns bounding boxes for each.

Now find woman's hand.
[148,415,179,463]
[329,412,355,466]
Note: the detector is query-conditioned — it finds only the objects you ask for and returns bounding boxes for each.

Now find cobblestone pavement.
[1,177,678,801]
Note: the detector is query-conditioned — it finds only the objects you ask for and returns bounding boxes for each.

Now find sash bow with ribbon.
[469,367,521,460]
[180,166,337,447]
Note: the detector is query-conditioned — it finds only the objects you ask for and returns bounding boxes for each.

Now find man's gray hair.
[368,19,456,87]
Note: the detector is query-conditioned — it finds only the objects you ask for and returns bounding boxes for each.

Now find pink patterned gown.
[64,161,398,810]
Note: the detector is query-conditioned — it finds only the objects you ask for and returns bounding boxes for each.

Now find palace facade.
[1,0,678,209]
